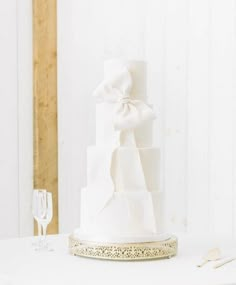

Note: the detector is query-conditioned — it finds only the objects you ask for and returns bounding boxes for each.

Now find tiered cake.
[71,59,177,260]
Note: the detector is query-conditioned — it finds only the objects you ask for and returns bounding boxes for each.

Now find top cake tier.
[104,59,147,101]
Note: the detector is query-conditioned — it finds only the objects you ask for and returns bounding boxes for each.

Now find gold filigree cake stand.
[69,235,177,261]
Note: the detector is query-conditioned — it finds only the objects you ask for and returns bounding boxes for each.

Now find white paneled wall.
[163,0,189,232]
[209,0,235,235]
[58,0,236,236]
[187,0,210,233]
[0,0,19,239]
[0,0,33,238]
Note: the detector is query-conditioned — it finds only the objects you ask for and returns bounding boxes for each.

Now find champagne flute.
[32,189,47,246]
[38,192,53,249]
[32,190,53,250]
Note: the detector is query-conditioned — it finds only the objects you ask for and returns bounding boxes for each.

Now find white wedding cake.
[74,59,169,243]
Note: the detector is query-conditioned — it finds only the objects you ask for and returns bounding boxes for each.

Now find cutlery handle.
[197,260,208,267]
[214,258,235,269]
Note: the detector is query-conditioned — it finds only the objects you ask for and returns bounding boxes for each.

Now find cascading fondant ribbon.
[93,68,156,130]
[89,67,156,217]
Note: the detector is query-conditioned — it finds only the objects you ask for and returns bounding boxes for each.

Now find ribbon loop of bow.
[93,67,156,130]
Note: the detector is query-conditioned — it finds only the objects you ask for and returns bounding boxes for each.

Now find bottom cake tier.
[77,189,168,243]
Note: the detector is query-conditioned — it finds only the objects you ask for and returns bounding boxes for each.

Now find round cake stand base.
[68,235,177,261]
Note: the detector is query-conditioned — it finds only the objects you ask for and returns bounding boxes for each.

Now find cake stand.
[69,234,177,261]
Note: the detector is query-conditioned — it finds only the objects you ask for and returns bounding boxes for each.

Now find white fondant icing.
[80,190,165,238]
[94,66,155,135]
[91,64,156,213]
[73,229,171,244]
[77,59,167,243]
[96,102,153,146]
[104,59,147,101]
[87,146,160,192]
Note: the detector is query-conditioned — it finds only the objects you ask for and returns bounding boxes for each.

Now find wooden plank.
[33,0,58,234]
[187,0,210,232]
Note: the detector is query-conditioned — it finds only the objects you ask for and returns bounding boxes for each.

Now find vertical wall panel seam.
[162,0,167,222]
[232,0,236,237]
[208,0,213,233]
[182,0,189,230]
[15,0,20,236]
[185,0,190,232]
[206,0,211,233]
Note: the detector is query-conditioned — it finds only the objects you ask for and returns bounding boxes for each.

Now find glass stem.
[37,222,41,237]
[42,223,48,245]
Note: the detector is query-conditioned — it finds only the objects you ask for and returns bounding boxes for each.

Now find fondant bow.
[93,68,156,130]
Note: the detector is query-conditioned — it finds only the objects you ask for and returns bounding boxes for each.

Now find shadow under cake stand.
[69,232,177,261]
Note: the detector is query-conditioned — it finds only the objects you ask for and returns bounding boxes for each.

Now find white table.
[0,234,235,285]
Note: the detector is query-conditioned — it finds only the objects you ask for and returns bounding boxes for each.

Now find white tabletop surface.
[0,234,235,285]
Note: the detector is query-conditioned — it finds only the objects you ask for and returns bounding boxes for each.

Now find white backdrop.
[58,0,236,236]
[0,0,33,239]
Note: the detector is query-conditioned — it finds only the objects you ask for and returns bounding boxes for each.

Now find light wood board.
[33,0,58,234]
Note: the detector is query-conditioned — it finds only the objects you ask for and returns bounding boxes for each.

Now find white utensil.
[197,248,221,267]
[214,257,236,269]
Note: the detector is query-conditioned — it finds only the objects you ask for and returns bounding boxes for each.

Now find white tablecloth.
[0,234,235,285]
